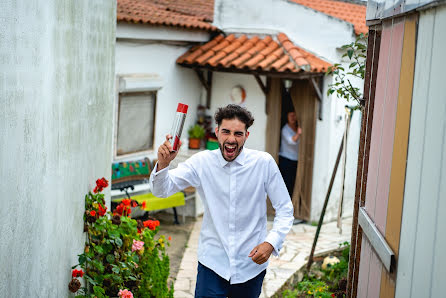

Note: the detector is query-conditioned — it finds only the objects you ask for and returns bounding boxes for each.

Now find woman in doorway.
[278,110,302,197]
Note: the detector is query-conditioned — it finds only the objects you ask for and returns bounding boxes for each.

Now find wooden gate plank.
[358,21,393,295]
[364,22,392,220]
[394,9,435,298]
[419,6,446,298]
[374,18,404,235]
[380,14,417,298]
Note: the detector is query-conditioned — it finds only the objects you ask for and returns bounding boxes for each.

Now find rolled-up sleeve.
[264,158,294,256]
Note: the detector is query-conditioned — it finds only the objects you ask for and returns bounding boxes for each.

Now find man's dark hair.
[214,104,254,130]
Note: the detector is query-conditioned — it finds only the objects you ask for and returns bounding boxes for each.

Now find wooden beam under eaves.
[254,75,269,96]
[311,77,324,120]
[194,69,213,108]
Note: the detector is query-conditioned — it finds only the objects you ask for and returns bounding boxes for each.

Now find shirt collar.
[217,147,247,167]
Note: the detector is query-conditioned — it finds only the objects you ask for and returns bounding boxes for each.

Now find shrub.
[69,178,173,298]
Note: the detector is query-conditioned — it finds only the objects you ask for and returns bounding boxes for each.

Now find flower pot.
[189,138,201,149]
[206,140,219,150]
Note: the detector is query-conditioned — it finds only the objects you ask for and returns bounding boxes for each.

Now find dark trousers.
[278,155,298,196]
[195,262,266,298]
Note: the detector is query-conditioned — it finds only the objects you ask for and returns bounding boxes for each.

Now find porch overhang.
[177,33,331,80]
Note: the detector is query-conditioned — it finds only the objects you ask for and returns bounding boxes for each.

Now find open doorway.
[265,78,317,221]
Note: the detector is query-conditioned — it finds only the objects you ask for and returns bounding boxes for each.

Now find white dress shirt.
[149,148,294,284]
[279,124,299,161]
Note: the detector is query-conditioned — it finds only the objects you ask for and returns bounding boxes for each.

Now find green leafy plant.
[322,242,350,290]
[69,178,174,298]
[281,242,350,298]
[326,33,367,108]
[283,279,333,298]
[188,124,206,139]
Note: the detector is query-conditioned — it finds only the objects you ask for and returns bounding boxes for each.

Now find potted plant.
[188,124,205,149]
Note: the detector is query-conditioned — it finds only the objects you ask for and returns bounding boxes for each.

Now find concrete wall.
[115,26,208,162]
[0,1,116,296]
[212,0,362,222]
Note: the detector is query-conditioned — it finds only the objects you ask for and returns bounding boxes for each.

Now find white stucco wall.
[0,1,116,297]
[213,0,356,62]
[115,26,207,162]
[311,75,362,222]
[212,0,363,222]
[210,73,267,151]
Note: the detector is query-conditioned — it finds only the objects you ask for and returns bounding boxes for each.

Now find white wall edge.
[117,23,211,42]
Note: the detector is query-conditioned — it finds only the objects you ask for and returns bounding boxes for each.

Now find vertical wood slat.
[373,18,404,235]
[290,79,317,220]
[380,14,417,298]
[409,6,446,298]
[363,23,392,220]
[357,22,394,296]
[431,6,446,291]
[348,27,382,298]
[362,17,405,296]
[265,78,282,217]
[265,78,282,162]
[394,10,434,297]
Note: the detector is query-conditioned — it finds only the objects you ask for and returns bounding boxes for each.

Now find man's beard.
[218,141,244,161]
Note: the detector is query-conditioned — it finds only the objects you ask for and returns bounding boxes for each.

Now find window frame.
[113,74,162,161]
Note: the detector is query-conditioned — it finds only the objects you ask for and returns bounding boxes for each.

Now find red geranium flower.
[90,210,96,217]
[93,177,109,193]
[72,269,84,278]
[122,199,131,206]
[98,204,107,216]
[141,201,146,209]
[114,203,124,216]
[131,200,138,208]
[143,220,160,230]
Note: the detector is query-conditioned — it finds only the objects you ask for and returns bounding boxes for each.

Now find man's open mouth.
[224,143,237,158]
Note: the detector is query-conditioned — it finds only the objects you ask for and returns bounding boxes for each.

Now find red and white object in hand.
[169,103,188,152]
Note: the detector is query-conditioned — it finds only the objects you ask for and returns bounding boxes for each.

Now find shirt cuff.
[265,232,282,257]
[152,162,169,177]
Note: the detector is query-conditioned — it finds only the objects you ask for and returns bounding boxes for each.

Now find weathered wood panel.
[265,78,282,217]
[374,18,404,234]
[265,78,282,162]
[357,237,372,297]
[364,22,392,220]
[358,21,395,295]
[290,79,317,220]
[380,14,417,298]
[396,5,446,298]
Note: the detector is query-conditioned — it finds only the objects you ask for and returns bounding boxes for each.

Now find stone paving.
[173,217,352,297]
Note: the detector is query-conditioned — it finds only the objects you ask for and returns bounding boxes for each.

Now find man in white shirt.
[150,104,294,297]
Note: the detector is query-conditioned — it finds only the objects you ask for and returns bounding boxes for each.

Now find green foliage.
[281,242,350,298]
[283,279,333,297]
[70,180,173,298]
[321,242,350,289]
[188,124,206,139]
[326,34,367,108]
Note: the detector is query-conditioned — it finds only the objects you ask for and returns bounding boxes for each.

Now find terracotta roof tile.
[117,0,218,32]
[177,33,331,74]
[291,0,367,35]
[151,0,214,22]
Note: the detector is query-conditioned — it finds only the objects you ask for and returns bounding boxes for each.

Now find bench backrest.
[111,158,152,188]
